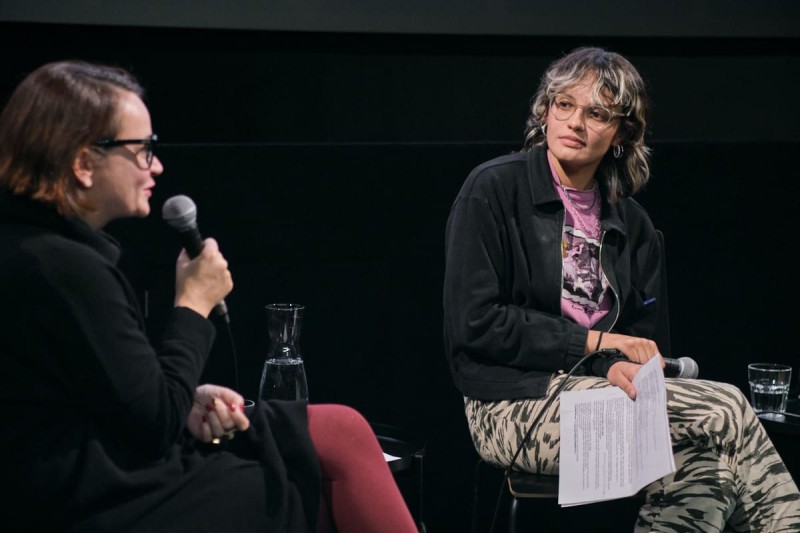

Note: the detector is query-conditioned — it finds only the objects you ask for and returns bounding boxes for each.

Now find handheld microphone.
[599,349,699,378]
[663,356,699,379]
[161,195,230,323]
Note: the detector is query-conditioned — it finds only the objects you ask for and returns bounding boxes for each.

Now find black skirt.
[68,400,321,533]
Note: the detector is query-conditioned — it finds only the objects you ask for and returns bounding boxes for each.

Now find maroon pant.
[308,405,418,533]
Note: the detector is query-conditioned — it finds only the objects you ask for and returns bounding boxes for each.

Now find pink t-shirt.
[549,161,611,328]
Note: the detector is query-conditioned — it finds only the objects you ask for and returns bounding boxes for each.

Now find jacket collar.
[526,145,627,238]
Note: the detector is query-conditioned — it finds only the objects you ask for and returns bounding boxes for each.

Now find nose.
[567,107,586,130]
[150,155,165,176]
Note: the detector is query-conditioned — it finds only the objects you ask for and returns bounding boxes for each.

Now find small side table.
[371,423,426,532]
[758,398,800,482]
[758,398,800,436]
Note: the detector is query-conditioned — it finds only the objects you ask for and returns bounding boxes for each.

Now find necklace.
[559,181,598,211]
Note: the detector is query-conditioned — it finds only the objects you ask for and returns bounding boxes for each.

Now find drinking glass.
[258,303,309,402]
[748,363,792,420]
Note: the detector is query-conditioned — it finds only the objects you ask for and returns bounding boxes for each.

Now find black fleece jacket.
[443,146,666,401]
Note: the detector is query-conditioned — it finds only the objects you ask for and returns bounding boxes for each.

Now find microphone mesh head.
[679,357,700,379]
[162,195,197,231]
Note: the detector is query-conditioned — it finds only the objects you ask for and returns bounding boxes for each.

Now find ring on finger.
[211,428,237,445]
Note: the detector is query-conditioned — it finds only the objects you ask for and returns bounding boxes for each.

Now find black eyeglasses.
[93,134,158,169]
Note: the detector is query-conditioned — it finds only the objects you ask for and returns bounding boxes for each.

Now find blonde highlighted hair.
[523,47,651,202]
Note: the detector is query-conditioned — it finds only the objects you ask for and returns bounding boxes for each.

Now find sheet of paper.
[558,356,675,506]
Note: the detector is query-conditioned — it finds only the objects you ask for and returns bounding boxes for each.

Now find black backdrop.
[2,13,799,532]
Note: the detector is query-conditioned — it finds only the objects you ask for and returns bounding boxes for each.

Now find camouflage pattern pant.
[465,375,800,532]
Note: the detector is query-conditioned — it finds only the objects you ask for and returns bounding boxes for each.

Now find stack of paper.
[558,356,676,506]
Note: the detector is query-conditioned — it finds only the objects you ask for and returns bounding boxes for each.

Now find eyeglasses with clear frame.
[93,134,158,169]
[549,94,625,131]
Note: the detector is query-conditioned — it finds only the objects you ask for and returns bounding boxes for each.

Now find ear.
[611,127,626,148]
[72,148,95,188]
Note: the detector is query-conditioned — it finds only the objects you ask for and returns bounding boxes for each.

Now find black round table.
[758,398,800,437]
[758,397,800,485]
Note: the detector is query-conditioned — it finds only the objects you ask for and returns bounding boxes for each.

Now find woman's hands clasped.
[186,384,250,443]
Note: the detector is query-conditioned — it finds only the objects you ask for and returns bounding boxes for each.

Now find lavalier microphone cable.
[488,349,613,532]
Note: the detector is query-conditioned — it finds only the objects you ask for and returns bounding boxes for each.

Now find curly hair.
[522,47,651,202]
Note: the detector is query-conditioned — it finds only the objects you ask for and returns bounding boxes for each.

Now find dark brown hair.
[0,61,144,216]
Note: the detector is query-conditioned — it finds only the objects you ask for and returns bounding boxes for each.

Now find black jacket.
[443,146,666,401]
[0,192,319,532]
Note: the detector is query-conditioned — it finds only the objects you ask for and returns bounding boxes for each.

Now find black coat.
[443,147,666,401]
[0,192,319,532]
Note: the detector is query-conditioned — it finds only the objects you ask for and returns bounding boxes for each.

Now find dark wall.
[2,0,799,37]
[2,19,799,532]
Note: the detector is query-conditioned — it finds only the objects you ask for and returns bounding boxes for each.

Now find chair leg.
[471,460,482,533]
[508,496,520,533]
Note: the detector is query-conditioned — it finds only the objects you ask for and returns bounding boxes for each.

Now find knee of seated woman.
[308,404,374,439]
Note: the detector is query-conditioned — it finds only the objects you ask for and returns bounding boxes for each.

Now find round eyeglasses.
[550,95,625,131]
[93,134,158,169]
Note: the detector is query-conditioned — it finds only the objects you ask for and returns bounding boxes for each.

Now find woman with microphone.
[0,60,417,532]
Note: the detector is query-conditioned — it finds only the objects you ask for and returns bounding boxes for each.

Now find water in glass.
[259,303,309,402]
[748,363,791,421]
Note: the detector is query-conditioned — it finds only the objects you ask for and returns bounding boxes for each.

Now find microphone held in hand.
[663,356,699,379]
[162,194,229,323]
[598,349,699,378]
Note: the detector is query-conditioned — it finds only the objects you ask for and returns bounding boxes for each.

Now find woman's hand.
[186,384,250,443]
[174,237,233,318]
[590,331,665,367]
[589,330,668,398]
[606,361,643,399]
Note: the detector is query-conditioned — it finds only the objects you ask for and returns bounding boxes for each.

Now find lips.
[559,135,585,148]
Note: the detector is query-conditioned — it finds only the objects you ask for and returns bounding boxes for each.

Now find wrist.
[175,295,212,318]
[587,330,605,353]
[594,331,604,352]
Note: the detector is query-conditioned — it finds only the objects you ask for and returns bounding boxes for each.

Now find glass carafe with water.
[258,303,309,402]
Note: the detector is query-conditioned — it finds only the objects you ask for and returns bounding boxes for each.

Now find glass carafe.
[258,303,309,402]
